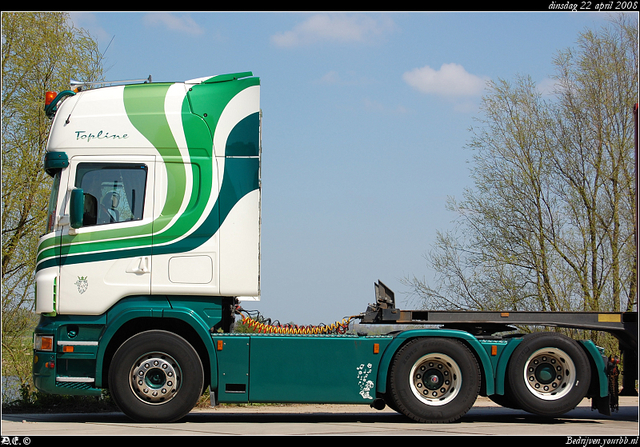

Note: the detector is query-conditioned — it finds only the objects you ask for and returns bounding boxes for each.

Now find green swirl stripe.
[36,83,188,264]
[36,76,259,271]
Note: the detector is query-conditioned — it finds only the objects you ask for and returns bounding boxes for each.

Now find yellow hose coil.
[240,315,356,334]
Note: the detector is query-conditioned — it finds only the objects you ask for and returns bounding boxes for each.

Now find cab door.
[57,156,155,315]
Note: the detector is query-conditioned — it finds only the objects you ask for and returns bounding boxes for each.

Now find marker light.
[44,90,75,118]
[34,334,54,352]
[45,91,57,106]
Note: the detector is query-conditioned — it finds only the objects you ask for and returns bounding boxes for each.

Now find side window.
[75,163,148,227]
[46,171,62,233]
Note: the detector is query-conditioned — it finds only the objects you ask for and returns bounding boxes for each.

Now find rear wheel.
[388,338,480,423]
[506,332,590,417]
[108,330,204,422]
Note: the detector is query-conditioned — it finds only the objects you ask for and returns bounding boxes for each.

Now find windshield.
[46,171,61,233]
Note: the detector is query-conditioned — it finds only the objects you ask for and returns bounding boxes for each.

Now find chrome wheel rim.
[523,347,576,401]
[409,353,462,406]
[129,352,182,405]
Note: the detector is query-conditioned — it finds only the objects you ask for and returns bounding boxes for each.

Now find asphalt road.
[2,396,637,437]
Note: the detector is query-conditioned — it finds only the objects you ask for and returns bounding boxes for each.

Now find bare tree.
[550,15,637,313]
[404,16,638,325]
[2,12,104,385]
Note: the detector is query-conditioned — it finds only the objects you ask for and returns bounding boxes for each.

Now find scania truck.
[33,72,637,423]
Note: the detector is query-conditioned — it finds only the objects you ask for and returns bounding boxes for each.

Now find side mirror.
[70,188,84,229]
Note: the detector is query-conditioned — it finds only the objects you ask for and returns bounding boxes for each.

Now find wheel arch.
[578,339,608,398]
[96,305,216,393]
[490,334,606,399]
[493,337,524,396]
[500,331,593,417]
[376,330,496,398]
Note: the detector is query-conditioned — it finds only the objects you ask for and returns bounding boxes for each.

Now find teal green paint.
[579,340,608,397]
[375,330,496,396]
[477,339,510,392]
[33,296,222,391]
[213,336,251,403]
[44,151,69,175]
[186,77,259,142]
[243,335,393,404]
[220,157,259,219]
[37,83,194,260]
[160,305,219,391]
[32,354,61,395]
[492,338,523,395]
[33,313,106,397]
[96,296,172,387]
[34,313,107,339]
[94,296,220,389]
[226,112,260,156]
[149,156,259,256]
[33,365,102,397]
[35,296,222,390]
[478,339,509,372]
[69,188,84,229]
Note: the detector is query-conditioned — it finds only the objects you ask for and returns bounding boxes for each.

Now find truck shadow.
[182,404,638,425]
[462,404,639,424]
[3,404,636,425]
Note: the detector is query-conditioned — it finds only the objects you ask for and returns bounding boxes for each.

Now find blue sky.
[69,11,623,325]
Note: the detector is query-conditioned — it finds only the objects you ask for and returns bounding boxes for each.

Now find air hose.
[237,306,358,335]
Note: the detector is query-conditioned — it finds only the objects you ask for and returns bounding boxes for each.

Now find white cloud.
[403,63,488,97]
[69,13,112,43]
[272,14,395,48]
[142,13,204,35]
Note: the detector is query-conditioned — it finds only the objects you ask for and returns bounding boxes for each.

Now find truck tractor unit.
[33,72,637,423]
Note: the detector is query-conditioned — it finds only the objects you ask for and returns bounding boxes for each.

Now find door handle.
[132,256,150,274]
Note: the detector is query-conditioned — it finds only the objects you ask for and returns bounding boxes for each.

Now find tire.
[388,338,480,423]
[108,330,204,422]
[506,332,590,417]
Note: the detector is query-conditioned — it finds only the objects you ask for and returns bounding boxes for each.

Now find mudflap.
[591,394,612,416]
[592,355,620,416]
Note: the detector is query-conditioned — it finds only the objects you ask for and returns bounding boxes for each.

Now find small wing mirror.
[70,188,84,229]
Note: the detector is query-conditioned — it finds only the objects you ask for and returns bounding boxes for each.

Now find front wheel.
[108,330,204,422]
[505,332,590,417]
[388,338,480,423]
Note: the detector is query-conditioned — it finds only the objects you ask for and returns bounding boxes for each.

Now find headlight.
[34,334,54,352]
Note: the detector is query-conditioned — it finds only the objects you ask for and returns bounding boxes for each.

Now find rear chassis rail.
[361,281,638,397]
